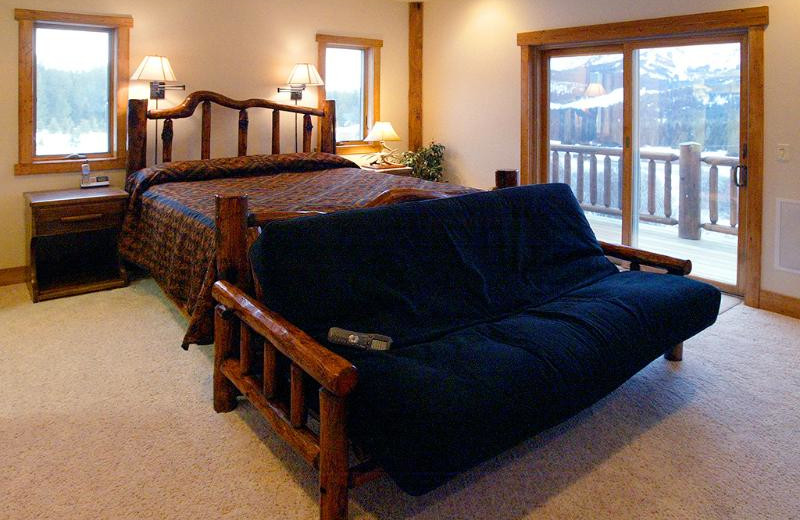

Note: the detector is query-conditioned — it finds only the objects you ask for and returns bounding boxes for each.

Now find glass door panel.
[549,53,624,244]
[633,43,741,286]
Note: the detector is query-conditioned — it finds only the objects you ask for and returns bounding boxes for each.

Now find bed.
[120,91,476,347]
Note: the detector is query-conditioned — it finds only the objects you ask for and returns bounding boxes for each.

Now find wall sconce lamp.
[131,55,186,163]
[364,122,402,165]
[277,63,324,151]
[277,63,324,101]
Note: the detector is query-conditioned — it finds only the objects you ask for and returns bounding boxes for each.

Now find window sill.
[14,156,126,176]
[335,142,381,155]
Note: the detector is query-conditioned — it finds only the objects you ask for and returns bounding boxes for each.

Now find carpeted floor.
[1,279,798,519]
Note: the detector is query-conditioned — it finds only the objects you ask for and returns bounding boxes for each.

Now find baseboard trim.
[0,266,27,287]
[759,290,800,320]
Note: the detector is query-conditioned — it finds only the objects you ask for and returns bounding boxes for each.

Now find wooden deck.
[586,213,738,285]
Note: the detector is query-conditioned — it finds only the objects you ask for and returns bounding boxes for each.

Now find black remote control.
[327,327,392,351]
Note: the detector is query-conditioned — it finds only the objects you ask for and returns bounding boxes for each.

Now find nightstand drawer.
[34,200,125,236]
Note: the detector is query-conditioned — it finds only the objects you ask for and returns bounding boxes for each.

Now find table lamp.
[364,122,401,165]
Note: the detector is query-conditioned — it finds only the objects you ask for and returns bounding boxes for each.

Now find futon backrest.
[249,184,618,347]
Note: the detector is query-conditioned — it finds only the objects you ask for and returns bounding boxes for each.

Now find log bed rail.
[210,173,690,520]
[126,90,337,175]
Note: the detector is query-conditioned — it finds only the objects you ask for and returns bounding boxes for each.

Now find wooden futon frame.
[211,178,691,520]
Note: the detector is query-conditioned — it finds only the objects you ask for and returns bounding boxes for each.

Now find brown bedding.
[120,152,475,347]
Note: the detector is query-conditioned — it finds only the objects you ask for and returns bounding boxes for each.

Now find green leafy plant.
[402,142,445,182]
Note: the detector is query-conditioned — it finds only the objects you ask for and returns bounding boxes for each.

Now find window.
[316,34,381,153]
[15,9,133,175]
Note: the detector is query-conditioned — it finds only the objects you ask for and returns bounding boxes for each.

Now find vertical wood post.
[238,109,249,156]
[214,304,238,412]
[161,118,173,163]
[603,155,612,208]
[647,159,656,215]
[576,153,584,202]
[320,100,336,154]
[215,195,251,294]
[319,390,348,520]
[679,142,702,240]
[408,2,423,151]
[563,151,571,189]
[729,165,738,228]
[664,160,673,218]
[126,98,148,175]
[551,151,559,182]
[201,100,211,159]
[272,110,281,154]
[302,114,313,153]
[589,154,598,205]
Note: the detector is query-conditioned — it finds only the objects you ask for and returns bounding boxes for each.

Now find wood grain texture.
[363,188,452,207]
[519,45,533,185]
[272,110,281,155]
[302,114,313,153]
[17,19,34,169]
[621,44,633,245]
[759,290,800,319]
[238,110,249,157]
[14,8,133,27]
[320,101,336,154]
[0,267,28,287]
[290,363,307,428]
[212,281,358,397]
[408,2,423,151]
[517,7,768,46]
[319,390,349,520]
[149,91,324,119]
[214,195,251,294]
[316,33,383,48]
[161,119,173,163]
[744,27,765,307]
[600,241,692,275]
[201,101,211,159]
[127,99,148,175]
[213,305,238,412]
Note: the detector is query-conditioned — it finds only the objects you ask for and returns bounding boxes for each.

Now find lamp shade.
[365,121,401,142]
[286,63,324,86]
[584,82,607,98]
[131,55,177,82]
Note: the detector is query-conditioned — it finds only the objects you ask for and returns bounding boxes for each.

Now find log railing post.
[647,159,656,215]
[589,154,598,205]
[678,142,702,240]
[603,155,612,208]
[563,151,571,189]
[730,165,739,229]
[551,150,559,183]
[576,153,584,202]
[664,159,673,219]
[709,163,719,224]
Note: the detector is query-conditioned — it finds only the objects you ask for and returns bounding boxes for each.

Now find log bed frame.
[125,90,690,520]
[211,179,690,520]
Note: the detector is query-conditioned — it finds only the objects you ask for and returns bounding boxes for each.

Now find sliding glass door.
[544,37,747,293]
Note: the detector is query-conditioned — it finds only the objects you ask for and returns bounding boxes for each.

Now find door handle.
[733,164,748,187]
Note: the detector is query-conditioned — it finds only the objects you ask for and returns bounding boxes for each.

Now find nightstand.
[360,164,414,177]
[24,187,129,302]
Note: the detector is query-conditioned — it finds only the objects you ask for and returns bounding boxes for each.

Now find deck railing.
[550,142,739,237]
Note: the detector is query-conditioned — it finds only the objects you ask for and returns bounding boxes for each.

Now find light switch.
[777,144,791,162]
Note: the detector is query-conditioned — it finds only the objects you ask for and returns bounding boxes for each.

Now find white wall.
[0,0,409,270]
[424,0,800,299]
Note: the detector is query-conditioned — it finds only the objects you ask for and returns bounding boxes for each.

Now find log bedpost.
[215,194,251,294]
[302,114,313,153]
[214,304,238,412]
[320,100,336,154]
[679,142,702,240]
[201,100,211,159]
[126,98,148,175]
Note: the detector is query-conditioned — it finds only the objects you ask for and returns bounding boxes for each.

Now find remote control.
[327,327,392,351]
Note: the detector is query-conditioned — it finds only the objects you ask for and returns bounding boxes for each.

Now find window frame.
[15,9,133,175]
[316,34,382,154]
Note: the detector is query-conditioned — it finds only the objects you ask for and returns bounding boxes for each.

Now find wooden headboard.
[126,90,337,176]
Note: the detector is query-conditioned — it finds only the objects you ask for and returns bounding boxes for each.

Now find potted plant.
[402,141,445,182]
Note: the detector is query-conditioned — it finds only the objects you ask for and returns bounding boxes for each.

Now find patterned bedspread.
[120,153,475,346]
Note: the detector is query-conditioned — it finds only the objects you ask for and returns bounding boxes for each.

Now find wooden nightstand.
[24,187,129,302]
[360,164,414,177]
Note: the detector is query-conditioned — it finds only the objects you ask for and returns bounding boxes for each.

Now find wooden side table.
[360,164,414,177]
[24,187,129,302]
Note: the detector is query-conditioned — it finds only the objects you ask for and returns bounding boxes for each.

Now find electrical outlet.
[776,143,791,162]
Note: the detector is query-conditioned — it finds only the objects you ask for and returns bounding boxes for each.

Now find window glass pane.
[549,53,624,244]
[35,26,110,156]
[325,47,364,142]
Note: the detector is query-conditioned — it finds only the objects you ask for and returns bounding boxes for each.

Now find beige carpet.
[1,279,798,519]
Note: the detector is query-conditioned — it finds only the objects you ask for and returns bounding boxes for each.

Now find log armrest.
[599,241,692,276]
[212,280,358,397]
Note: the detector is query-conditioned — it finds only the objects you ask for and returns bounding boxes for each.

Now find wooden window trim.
[14,9,133,176]
[518,6,767,305]
[316,34,382,154]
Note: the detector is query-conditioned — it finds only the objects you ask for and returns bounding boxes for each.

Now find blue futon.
[245,184,721,495]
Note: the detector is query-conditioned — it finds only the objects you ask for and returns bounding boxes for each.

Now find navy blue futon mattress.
[249,184,721,495]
